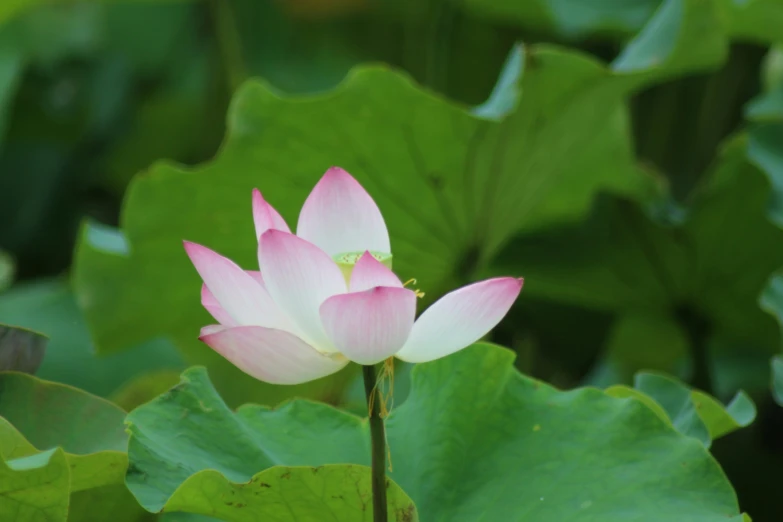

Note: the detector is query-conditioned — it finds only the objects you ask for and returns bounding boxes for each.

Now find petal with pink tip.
[184,241,294,331]
[395,277,523,363]
[258,230,347,351]
[252,189,290,240]
[201,271,265,326]
[297,167,390,257]
[200,326,348,385]
[320,286,416,365]
[350,251,402,292]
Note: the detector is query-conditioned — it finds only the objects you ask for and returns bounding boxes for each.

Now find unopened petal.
[200,326,348,385]
[252,188,290,240]
[320,286,416,365]
[350,251,402,292]
[395,277,523,363]
[184,241,293,331]
[296,167,390,257]
[258,230,346,351]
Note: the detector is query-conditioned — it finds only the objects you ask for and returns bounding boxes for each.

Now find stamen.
[403,278,426,299]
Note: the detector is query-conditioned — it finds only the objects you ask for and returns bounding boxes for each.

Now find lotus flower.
[184,167,523,384]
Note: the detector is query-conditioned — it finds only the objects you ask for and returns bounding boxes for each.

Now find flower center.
[334,251,392,284]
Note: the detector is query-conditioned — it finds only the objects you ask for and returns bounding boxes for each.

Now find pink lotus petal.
[258,230,346,352]
[200,324,226,337]
[252,188,290,240]
[200,326,348,385]
[183,241,294,331]
[320,286,416,365]
[395,277,523,363]
[350,251,402,292]
[201,285,237,326]
[200,271,265,326]
[296,167,390,257]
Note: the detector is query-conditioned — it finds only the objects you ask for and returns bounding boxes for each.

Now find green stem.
[363,364,388,522]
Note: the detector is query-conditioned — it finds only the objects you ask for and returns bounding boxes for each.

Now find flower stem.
[363,364,388,522]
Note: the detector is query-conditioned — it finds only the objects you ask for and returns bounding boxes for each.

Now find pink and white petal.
[200,326,349,385]
[201,270,266,326]
[320,286,416,365]
[296,167,390,257]
[201,284,237,326]
[199,324,227,337]
[252,188,290,240]
[247,270,265,287]
[349,251,402,292]
[184,241,294,331]
[258,230,347,351]
[395,277,523,363]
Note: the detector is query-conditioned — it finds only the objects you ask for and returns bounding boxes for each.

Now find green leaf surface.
[68,483,151,522]
[463,0,783,46]
[746,68,783,227]
[0,421,146,522]
[74,45,655,405]
[0,447,69,522]
[160,466,417,522]
[0,324,47,374]
[612,0,726,77]
[630,372,755,446]
[127,344,745,521]
[462,0,659,37]
[0,279,184,397]
[0,0,191,27]
[0,372,128,492]
[603,312,689,378]
[496,138,783,376]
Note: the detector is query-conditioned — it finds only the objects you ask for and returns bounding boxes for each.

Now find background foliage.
[2,0,783,520]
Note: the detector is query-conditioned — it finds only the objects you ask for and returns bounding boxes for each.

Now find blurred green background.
[2,0,783,519]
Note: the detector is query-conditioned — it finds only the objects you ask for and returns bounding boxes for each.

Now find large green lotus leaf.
[0,324,47,374]
[0,417,149,522]
[462,0,658,37]
[0,375,149,521]
[0,371,128,492]
[153,466,418,521]
[607,372,756,447]
[0,279,184,398]
[611,0,726,77]
[496,138,783,362]
[68,484,152,522]
[721,0,783,45]
[0,0,192,26]
[0,447,69,522]
[127,343,745,521]
[603,312,689,378]
[463,0,783,45]
[109,370,184,412]
[74,45,653,405]
[745,52,783,227]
